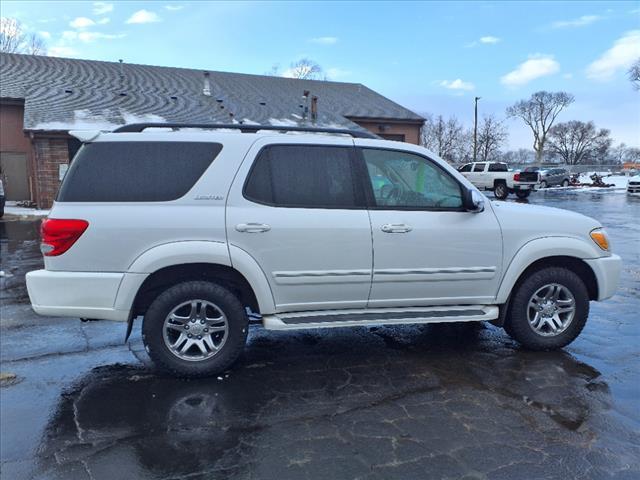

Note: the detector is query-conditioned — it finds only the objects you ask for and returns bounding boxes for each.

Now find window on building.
[244,145,360,208]
[378,133,406,142]
[57,142,221,202]
[361,148,463,209]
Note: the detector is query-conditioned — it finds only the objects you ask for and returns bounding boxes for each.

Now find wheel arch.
[496,237,601,304]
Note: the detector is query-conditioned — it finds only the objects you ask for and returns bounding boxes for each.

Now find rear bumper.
[26,269,139,321]
[513,183,538,191]
[584,254,622,301]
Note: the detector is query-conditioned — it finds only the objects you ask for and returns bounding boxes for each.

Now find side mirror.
[463,189,485,213]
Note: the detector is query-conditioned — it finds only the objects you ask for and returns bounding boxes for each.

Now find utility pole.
[473,96,481,162]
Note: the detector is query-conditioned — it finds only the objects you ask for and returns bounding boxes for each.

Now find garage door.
[0,152,30,201]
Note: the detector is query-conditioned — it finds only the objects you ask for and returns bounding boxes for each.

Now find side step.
[262,305,498,331]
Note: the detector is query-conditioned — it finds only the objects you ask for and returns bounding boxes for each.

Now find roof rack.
[112,122,378,139]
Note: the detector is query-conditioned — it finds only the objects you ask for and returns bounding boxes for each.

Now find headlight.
[590,228,610,251]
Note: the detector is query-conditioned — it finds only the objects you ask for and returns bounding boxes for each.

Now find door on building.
[0,152,30,200]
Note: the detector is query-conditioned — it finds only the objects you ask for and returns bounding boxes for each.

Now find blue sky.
[4,0,640,149]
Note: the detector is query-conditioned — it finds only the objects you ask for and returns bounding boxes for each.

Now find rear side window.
[57,142,221,202]
[243,145,360,208]
[488,163,508,172]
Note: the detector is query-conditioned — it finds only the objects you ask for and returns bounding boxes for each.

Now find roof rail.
[112,122,378,139]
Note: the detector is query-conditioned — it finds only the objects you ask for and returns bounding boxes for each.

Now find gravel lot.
[1,189,638,480]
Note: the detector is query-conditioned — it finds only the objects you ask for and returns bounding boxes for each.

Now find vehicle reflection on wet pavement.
[1,191,638,480]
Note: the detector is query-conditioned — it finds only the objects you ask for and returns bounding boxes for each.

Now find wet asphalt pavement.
[1,191,639,480]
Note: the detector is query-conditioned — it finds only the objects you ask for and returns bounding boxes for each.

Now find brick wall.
[33,136,69,208]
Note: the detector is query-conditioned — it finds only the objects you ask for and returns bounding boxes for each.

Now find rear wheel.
[504,267,589,350]
[539,180,548,189]
[562,179,570,187]
[494,182,508,200]
[515,190,531,199]
[142,281,248,377]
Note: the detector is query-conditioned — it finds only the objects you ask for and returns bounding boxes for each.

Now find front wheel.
[142,281,248,377]
[562,179,570,187]
[494,182,508,200]
[504,267,589,350]
[515,190,531,199]
[539,180,548,189]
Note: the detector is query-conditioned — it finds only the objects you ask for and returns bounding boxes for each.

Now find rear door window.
[488,163,508,172]
[57,142,222,202]
[243,145,361,208]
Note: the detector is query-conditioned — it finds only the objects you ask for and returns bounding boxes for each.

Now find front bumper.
[26,269,137,321]
[584,254,622,301]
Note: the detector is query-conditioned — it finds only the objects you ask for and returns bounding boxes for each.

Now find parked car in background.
[458,162,540,199]
[524,166,571,188]
[26,123,621,377]
[628,175,640,196]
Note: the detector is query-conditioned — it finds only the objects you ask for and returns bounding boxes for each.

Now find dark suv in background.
[523,167,571,188]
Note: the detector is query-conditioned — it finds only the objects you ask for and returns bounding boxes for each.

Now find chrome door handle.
[236,223,271,233]
[381,223,412,233]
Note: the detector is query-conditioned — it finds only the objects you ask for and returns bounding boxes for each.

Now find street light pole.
[473,96,481,162]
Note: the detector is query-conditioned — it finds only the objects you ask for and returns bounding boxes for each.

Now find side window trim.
[241,143,367,210]
[354,147,467,212]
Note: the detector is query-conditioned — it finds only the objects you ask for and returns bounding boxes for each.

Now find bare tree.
[0,18,47,55]
[506,91,574,162]
[421,114,468,163]
[287,58,324,80]
[547,120,612,165]
[476,115,508,162]
[629,58,640,91]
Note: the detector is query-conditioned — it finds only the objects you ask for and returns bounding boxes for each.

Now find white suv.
[26,124,622,377]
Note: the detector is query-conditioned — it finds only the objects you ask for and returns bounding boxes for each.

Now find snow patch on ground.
[545,173,629,193]
[3,202,50,217]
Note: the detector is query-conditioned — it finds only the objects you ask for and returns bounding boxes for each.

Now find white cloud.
[480,36,500,44]
[126,9,161,24]
[38,31,51,39]
[326,67,351,79]
[164,5,184,11]
[93,2,113,15]
[62,30,78,40]
[439,78,475,91]
[97,17,110,25]
[310,36,338,45]
[586,30,640,81]
[78,31,125,42]
[552,14,601,28]
[500,54,560,87]
[69,17,95,28]
[48,46,78,57]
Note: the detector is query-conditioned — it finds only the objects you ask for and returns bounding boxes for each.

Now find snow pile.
[3,202,49,217]
[544,172,629,193]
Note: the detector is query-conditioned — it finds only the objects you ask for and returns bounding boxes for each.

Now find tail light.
[513,172,521,182]
[40,219,89,256]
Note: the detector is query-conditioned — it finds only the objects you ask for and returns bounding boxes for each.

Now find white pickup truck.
[458,162,540,200]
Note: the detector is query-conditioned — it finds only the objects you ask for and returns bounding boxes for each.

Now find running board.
[262,305,498,331]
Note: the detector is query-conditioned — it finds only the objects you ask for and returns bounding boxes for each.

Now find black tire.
[494,182,508,200]
[515,190,531,199]
[504,267,589,350]
[142,281,248,378]
[562,179,570,187]
[539,180,548,189]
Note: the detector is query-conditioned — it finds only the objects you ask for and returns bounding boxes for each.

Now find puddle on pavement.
[31,323,640,479]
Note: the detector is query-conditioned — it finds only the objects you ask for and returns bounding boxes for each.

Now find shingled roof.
[0,53,423,132]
